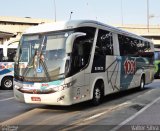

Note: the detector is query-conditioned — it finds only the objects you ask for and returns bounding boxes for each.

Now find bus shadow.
[41,87,150,112]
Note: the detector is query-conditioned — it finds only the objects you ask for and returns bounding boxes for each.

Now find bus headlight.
[53,80,76,92]
[64,80,76,88]
[53,86,64,92]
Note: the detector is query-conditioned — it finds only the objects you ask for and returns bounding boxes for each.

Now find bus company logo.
[41,83,49,90]
[124,59,136,75]
[41,83,49,87]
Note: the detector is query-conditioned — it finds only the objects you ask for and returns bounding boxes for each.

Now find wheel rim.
[4,79,12,88]
[95,88,101,101]
[141,79,144,88]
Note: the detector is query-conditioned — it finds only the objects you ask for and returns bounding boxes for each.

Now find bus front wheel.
[91,82,104,106]
[1,77,13,90]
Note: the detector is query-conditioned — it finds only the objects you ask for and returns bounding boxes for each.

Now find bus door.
[70,35,94,101]
[66,27,96,101]
[70,38,85,101]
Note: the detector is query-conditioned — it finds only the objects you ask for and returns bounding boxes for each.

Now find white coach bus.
[0,40,18,90]
[14,20,154,105]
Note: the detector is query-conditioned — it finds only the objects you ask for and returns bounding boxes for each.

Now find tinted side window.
[0,48,8,62]
[7,48,17,62]
[96,29,113,55]
[137,41,154,62]
[91,29,113,73]
[137,41,150,55]
[0,48,3,62]
[118,35,138,56]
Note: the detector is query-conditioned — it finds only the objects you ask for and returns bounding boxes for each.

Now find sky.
[0,0,160,25]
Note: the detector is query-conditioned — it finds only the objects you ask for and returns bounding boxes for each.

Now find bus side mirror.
[66,32,86,54]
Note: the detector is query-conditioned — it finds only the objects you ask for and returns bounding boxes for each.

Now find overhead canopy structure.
[0,16,52,45]
[0,31,14,39]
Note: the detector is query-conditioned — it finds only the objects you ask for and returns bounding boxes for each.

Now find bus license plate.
[31,97,41,101]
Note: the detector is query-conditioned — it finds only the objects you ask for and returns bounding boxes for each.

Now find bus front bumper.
[14,87,73,106]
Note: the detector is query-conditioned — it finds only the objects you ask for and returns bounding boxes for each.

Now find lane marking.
[0,97,14,102]
[61,102,131,131]
[110,96,160,131]
[0,108,41,125]
[84,102,130,121]
[84,112,107,121]
[21,110,81,131]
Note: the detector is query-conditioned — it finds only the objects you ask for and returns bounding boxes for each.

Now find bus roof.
[24,20,152,43]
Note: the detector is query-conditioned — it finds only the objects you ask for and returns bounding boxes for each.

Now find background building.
[0,16,159,46]
[0,16,52,45]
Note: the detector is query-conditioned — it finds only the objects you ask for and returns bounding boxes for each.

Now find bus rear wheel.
[91,82,104,106]
[1,77,13,90]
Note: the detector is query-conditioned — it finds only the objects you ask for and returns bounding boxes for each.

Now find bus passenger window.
[118,35,138,56]
[0,48,3,62]
[96,29,113,55]
[7,48,17,62]
[91,29,113,73]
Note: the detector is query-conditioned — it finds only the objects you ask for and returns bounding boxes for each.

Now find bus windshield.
[15,31,72,82]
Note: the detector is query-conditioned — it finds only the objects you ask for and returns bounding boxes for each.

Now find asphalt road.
[0,80,160,131]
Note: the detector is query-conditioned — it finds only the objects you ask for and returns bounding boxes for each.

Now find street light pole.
[54,0,57,22]
[147,0,149,32]
[121,0,124,26]
[69,12,73,20]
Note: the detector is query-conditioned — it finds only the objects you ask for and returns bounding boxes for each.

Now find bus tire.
[91,81,104,106]
[1,77,13,90]
[139,75,145,90]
